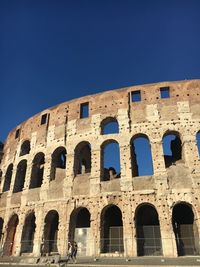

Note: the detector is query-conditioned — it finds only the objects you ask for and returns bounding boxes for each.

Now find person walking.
[71,241,78,263]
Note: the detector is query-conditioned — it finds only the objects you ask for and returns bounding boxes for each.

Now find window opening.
[41,113,49,125]
[160,87,170,99]
[196,131,200,157]
[15,129,20,139]
[101,117,119,135]
[162,133,182,168]
[131,135,154,176]
[80,102,89,118]
[131,90,141,102]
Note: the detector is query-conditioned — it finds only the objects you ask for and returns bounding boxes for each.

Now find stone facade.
[0,79,200,258]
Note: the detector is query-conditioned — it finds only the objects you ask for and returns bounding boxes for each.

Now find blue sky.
[1,0,200,142]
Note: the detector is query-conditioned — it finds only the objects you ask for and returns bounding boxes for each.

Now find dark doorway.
[20,213,36,253]
[43,210,59,254]
[100,205,124,253]
[3,214,19,256]
[172,203,199,256]
[135,204,162,256]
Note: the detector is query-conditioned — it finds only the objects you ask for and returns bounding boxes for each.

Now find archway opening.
[20,140,30,156]
[172,203,199,256]
[50,147,66,181]
[68,208,91,256]
[196,131,200,157]
[101,117,119,135]
[29,153,45,189]
[162,132,182,168]
[13,160,27,193]
[43,210,59,254]
[135,204,162,256]
[74,142,91,176]
[131,135,154,176]
[2,164,13,192]
[101,141,121,181]
[100,205,124,253]
[20,212,36,253]
[3,214,19,256]
[0,218,4,246]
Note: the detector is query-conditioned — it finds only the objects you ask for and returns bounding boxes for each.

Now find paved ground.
[0,256,200,266]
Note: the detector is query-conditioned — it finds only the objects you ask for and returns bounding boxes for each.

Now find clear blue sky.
[1,0,200,142]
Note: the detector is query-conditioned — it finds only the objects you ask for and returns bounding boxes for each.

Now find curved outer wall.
[0,79,200,257]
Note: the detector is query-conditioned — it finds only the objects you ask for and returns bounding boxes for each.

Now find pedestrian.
[72,241,78,263]
[67,241,73,262]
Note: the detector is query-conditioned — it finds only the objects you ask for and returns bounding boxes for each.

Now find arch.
[13,160,27,193]
[101,117,119,135]
[162,131,182,168]
[196,131,200,157]
[20,212,36,253]
[135,204,162,256]
[2,164,13,192]
[19,140,30,156]
[29,152,45,189]
[100,205,124,253]
[101,140,121,181]
[43,210,59,254]
[131,134,154,177]
[50,147,66,181]
[74,142,91,176]
[3,214,19,256]
[172,203,199,256]
[68,207,91,255]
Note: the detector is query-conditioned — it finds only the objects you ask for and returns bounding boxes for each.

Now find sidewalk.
[0,256,200,266]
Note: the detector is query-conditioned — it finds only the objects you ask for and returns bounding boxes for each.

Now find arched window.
[13,160,27,193]
[135,204,162,256]
[196,131,200,157]
[50,147,66,181]
[101,117,119,135]
[2,164,13,192]
[162,131,182,168]
[74,142,91,176]
[21,212,36,253]
[29,153,45,189]
[172,203,199,256]
[131,135,154,177]
[3,214,19,256]
[100,205,124,253]
[20,140,30,156]
[43,210,59,254]
[101,140,121,181]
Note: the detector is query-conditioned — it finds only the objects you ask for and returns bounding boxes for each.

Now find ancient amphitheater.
[0,79,200,259]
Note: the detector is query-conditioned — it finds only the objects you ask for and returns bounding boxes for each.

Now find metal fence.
[0,236,199,257]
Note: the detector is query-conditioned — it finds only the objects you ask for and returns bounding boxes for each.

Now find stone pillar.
[90,147,101,196]
[57,204,68,255]
[159,208,177,257]
[122,203,135,257]
[63,152,74,198]
[13,212,25,256]
[8,165,17,196]
[120,141,133,191]
[33,206,44,256]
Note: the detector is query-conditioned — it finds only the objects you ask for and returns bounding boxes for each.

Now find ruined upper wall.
[2,79,200,154]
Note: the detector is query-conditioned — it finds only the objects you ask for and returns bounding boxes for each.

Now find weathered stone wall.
[0,79,200,258]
